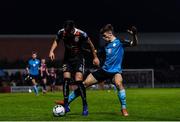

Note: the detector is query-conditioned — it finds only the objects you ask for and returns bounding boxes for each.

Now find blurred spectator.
[49,67,57,92]
[40,59,49,94]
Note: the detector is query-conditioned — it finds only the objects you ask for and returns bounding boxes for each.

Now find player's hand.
[93,57,100,66]
[127,26,137,35]
[49,51,55,60]
[25,74,30,81]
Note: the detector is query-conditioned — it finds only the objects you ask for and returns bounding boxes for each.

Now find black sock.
[43,83,47,91]
[77,81,87,107]
[63,78,70,105]
[50,85,53,91]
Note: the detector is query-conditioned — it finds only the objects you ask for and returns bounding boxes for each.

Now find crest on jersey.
[75,36,79,42]
[79,64,83,72]
[107,48,112,54]
[33,64,36,67]
[113,43,116,47]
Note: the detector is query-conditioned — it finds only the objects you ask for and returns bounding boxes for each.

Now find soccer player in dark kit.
[49,20,99,116]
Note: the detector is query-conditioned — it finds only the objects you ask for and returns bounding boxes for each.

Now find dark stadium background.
[0,0,180,34]
[0,0,180,86]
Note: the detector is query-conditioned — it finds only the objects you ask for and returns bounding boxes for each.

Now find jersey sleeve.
[55,30,63,43]
[81,31,89,42]
[80,31,91,52]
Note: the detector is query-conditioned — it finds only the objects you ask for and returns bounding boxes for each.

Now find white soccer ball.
[28,89,32,93]
[53,105,65,117]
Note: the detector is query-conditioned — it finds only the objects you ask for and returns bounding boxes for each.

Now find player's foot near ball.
[55,100,64,105]
[64,104,70,113]
[121,109,129,117]
[82,105,88,116]
[55,100,70,113]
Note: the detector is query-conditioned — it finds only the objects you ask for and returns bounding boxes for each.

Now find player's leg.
[83,73,98,87]
[75,72,88,116]
[63,71,71,112]
[68,69,107,102]
[52,79,56,92]
[50,82,53,92]
[114,73,128,116]
[55,71,99,111]
[42,78,47,94]
[31,77,38,96]
[59,72,97,106]
[50,77,54,92]
[55,64,79,107]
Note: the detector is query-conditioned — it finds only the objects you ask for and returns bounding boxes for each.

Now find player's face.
[32,54,37,59]
[41,59,45,64]
[102,32,111,42]
[65,28,75,35]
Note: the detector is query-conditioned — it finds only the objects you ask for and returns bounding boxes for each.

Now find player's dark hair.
[63,20,75,32]
[100,24,114,34]
[32,51,37,55]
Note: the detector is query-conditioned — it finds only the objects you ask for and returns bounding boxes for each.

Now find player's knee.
[83,81,89,87]
[115,81,124,90]
[75,72,83,81]
[75,76,83,81]
[32,79,36,84]
[63,72,71,78]
[115,82,120,88]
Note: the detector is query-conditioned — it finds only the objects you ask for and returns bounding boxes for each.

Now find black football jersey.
[56,28,89,58]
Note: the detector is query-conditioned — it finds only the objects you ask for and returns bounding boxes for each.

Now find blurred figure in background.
[49,67,57,92]
[40,59,49,94]
[26,51,40,96]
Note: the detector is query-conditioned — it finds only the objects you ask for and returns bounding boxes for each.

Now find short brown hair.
[63,20,75,32]
[32,51,37,55]
[100,24,114,34]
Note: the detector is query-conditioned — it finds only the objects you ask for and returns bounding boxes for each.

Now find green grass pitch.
[0,88,180,121]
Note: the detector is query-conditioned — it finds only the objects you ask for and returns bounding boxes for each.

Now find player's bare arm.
[40,67,43,77]
[87,38,100,66]
[49,39,58,60]
[26,67,29,74]
[46,68,49,76]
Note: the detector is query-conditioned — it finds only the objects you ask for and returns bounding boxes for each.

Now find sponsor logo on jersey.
[107,48,112,54]
[75,36,79,42]
[113,43,116,47]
